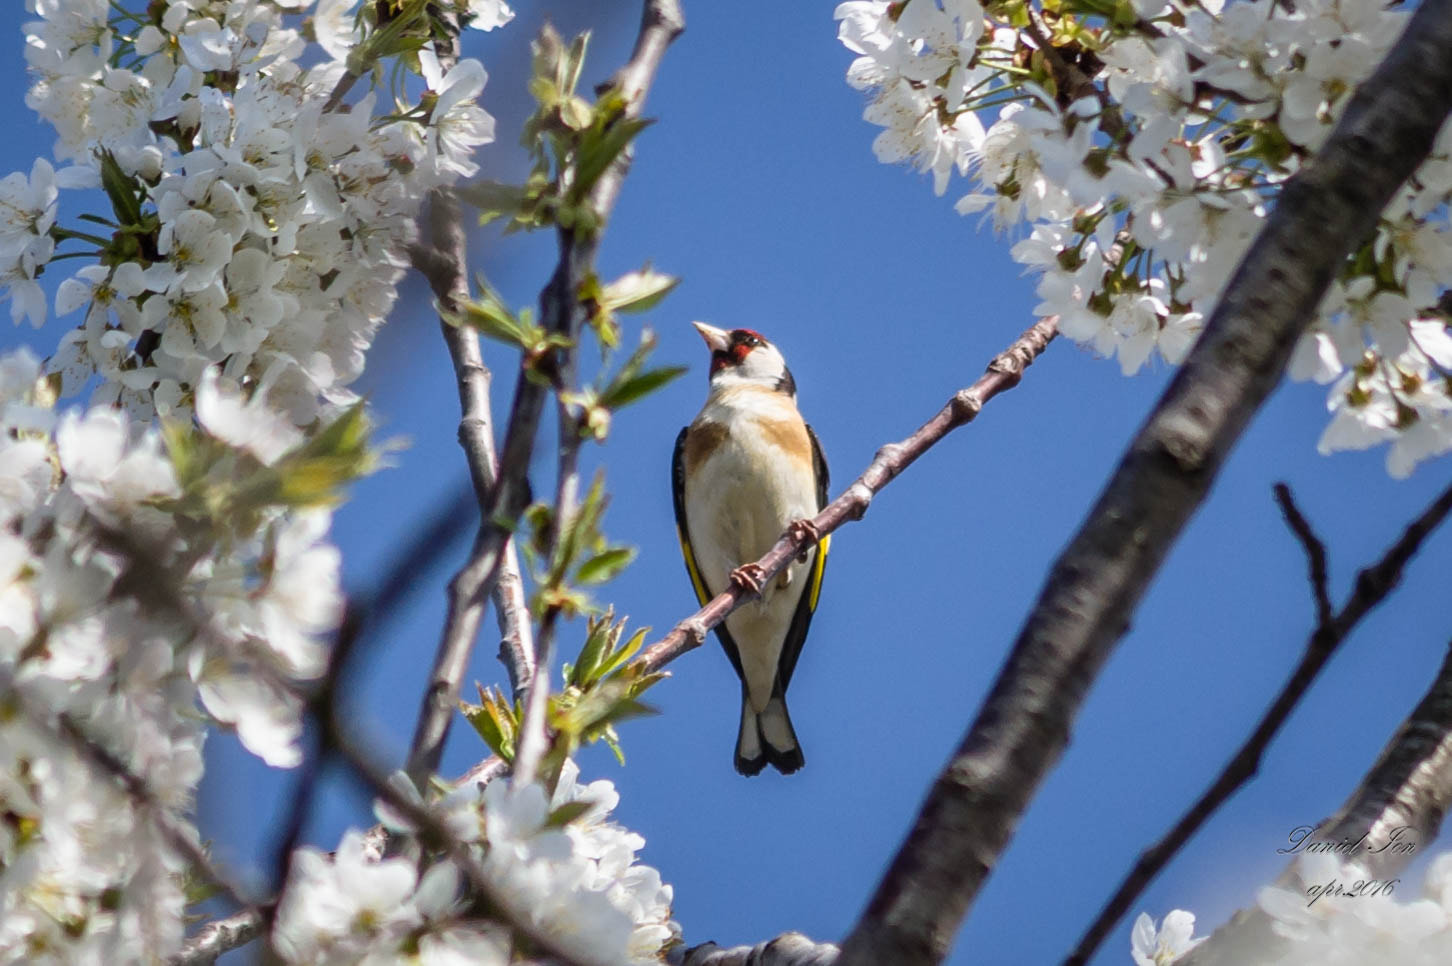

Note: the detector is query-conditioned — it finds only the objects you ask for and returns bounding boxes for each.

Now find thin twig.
[513,401,585,787]
[1272,482,1333,626]
[639,317,1058,672]
[1063,479,1452,966]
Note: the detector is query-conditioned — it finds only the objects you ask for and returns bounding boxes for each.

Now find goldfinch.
[671,322,830,775]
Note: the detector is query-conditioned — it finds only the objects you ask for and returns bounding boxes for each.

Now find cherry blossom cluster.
[1137,850,1452,965]
[0,346,342,961]
[2,4,688,962]
[837,0,1452,477]
[15,0,501,426]
[276,761,681,964]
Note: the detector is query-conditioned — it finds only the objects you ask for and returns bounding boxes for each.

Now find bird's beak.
[692,321,731,354]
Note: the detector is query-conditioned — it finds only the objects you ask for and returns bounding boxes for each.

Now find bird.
[671,322,830,775]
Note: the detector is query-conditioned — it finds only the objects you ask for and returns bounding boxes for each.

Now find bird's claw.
[730,563,767,597]
[788,519,821,562]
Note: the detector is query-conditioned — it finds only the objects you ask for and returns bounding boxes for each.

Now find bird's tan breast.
[686,386,814,474]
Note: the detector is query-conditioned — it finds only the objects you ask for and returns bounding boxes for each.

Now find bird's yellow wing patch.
[677,524,712,608]
[807,532,830,611]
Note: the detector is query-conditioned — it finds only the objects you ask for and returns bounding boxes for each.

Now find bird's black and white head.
[692,321,796,396]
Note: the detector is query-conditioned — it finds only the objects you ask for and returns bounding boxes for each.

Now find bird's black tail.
[734,681,803,776]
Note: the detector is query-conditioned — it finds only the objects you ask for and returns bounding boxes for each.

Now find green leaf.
[575,546,636,585]
[571,116,654,202]
[571,618,612,686]
[559,95,595,131]
[602,726,625,766]
[597,626,649,677]
[461,684,517,762]
[598,365,687,410]
[599,269,679,314]
[98,150,143,227]
[456,297,528,348]
[544,799,595,828]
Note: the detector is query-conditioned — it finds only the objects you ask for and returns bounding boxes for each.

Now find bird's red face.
[711,329,767,374]
[692,321,794,394]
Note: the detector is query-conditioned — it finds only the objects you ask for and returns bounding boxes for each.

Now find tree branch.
[1063,479,1452,966]
[1272,483,1334,627]
[446,317,1056,786]
[639,316,1058,672]
[512,400,586,787]
[403,2,540,783]
[404,0,685,789]
[833,4,1452,962]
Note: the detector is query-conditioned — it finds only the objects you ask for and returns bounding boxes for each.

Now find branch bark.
[833,4,1452,963]
[1064,479,1452,966]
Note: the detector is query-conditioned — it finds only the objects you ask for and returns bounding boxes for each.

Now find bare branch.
[1064,479,1452,966]
[403,25,538,787]
[404,0,685,789]
[639,316,1057,672]
[1314,643,1452,876]
[833,4,1452,961]
[513,399,586,787]
[1272,483,1333,626]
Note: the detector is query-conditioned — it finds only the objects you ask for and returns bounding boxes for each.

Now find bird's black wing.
[776,424,830,691]
[672,425,745,679]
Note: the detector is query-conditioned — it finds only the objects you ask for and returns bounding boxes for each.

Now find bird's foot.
[787,519,821,562]
[730,562,767,597]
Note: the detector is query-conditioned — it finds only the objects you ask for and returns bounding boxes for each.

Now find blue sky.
[4,3,1452,964]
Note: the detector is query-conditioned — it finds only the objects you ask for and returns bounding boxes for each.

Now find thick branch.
[1064,480,1452,966]
[834,5,1452,963]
